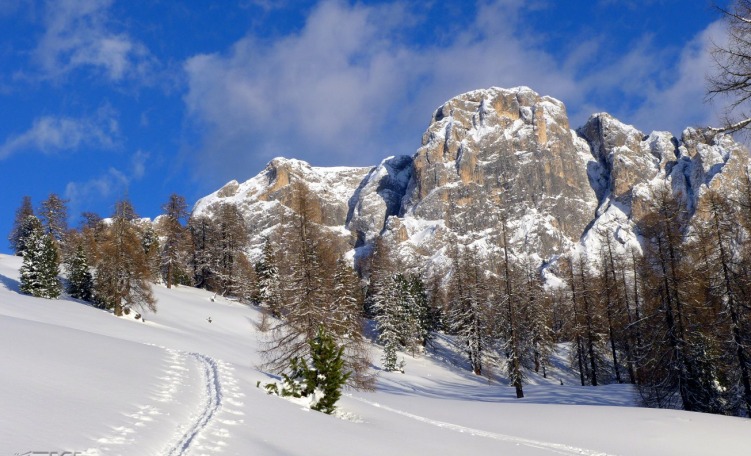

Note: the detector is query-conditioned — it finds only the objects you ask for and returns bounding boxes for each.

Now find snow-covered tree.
[66,244,93,302]
[255,237,282,316]
[185,204,249,297]
[259,183,373,389]
[140,222,160,281]
[330,257,374,389]
[232,252,257,304]
[267,327,351,414]
[8,196,34,256]
[371,273,403,372]
[20,216,61,299]
[39,193,69,244]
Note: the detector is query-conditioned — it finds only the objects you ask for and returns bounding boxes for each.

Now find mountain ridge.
[193,86,749,274]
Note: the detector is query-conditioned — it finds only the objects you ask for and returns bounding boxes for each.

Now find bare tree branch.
[708,1,751,132]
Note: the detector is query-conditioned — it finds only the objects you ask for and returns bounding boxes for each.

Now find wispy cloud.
[65,149,150,216]
[33,0,155,82]
[130,149,149,180]
[183,0,728,183]
[630,21,726,134]
[65,167,129,208]
[184,0,574,178]
[0,106,119,159]
[0,0,22,17]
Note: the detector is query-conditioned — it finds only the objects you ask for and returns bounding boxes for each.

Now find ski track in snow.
[347,395,614,456]
[163,353,223,456]
[82,347,244,456]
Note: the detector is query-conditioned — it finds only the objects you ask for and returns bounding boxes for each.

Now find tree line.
[362,179,751,417]
[8,176,751,417]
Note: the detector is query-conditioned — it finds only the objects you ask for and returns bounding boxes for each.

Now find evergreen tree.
[185,205,249,297]
[20,217,61,299]
[364,236,397,318]
[407,274,437,348]
[306,327,351,413]
[140,222,161,281]
[39,193,69,244]
[395,273,424,357]
[8,196,34,256]
[66,244,93,302]
[419,273,445,349]
[330,257,374,389]
[214,203,249,296]
[272,327,351,414]
[372,273,403,372]
[255,237,282,316]
[368,238,434,371]
[159,193,189,289]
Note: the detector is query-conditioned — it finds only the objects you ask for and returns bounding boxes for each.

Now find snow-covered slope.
[193,157,372,256]
[2,253,751,455]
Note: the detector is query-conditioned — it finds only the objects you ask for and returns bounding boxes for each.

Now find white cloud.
[0,0,21,16]
[65,167,128,206]
[34,0,155,82]
[64,149,150,216]
[183,0,728,182]
[130,150,149,180]
[184,0,583,180]
[239,0,288,11]
[184,1,415,175]
[630,21,726,135]
[0,107,119,159]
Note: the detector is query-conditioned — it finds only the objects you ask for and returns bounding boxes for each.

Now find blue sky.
[0,0,732,253]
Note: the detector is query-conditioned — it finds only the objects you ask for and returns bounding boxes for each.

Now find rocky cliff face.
[193,87,749,273]
[400,87,598,263]
[193,158,371,255]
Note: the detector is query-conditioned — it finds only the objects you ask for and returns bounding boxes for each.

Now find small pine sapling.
[262,327,351,414]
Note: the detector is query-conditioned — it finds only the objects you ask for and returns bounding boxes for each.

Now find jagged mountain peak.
[193,86,750,276]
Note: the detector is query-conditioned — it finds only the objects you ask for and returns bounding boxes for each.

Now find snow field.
[2,253,751,455]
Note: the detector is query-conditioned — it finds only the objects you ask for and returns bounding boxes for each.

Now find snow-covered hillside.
[1,253,750,455]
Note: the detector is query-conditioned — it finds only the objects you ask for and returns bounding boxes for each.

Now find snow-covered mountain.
[194,86,749,272]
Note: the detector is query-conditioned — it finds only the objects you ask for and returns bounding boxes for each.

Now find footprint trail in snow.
[82,346,243,456]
